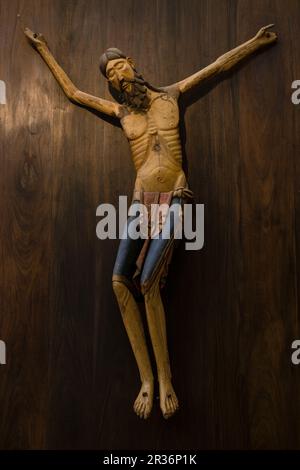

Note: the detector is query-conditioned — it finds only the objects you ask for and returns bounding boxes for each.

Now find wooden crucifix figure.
[24,23,277,419]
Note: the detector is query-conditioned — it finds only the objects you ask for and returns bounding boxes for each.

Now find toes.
[133,398,141,413]
[162,394,179,419]
[165,398,172,415]
[170,396,178,412]
[134,398,142,415]
[133,384,154,420]
[138,403,146,419]
[163,410,172,419]
[144,401,152,419]
[137,400,152,419]
[168,398,175,414]
[136,401,144,417]
[167,395,174,412]
[162,400,172,419]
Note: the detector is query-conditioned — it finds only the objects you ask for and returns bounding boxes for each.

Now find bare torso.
[120,90,187,193]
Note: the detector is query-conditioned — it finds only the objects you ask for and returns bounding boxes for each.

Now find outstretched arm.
[175,25,277,94]
[24,28,121,118]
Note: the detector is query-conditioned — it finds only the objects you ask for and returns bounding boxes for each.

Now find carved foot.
[133,380,154,419]
[159,378,179,419]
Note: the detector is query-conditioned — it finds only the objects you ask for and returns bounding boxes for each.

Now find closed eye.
[107,71,115,79]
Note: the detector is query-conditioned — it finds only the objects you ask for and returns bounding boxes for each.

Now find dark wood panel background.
[0,0,300,450]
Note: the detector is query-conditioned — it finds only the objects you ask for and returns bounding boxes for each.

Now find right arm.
[24,28,121,118]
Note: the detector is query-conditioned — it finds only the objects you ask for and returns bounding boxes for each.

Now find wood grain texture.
[0,0,299,449]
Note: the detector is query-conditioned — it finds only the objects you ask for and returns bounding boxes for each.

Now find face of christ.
[105,57,150,111]
[105,58,135,92]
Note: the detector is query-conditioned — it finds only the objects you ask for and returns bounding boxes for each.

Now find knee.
[112,277,131,312]
[140,276,159,299]
[140,268,152,297]
[140,274,149,297]
[112,276,126,298]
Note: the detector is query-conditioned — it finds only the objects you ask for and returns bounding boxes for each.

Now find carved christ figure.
[24,24,277,419]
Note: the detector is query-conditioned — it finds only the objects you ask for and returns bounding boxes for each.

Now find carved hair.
[99,47,161,93]
[99,47,126,77]
[99,48,162,110]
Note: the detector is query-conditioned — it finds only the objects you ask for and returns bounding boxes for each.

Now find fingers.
[23,27,46,46]
[256,24,277,42]
[23,27,33,38]
[257,24,275,36]
[262,23,275,31]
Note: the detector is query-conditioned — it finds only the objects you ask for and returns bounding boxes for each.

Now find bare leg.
[143,278,179,419]
[112,279,154,419]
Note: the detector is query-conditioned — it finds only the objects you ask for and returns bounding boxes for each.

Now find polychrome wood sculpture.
[24,24,277,419]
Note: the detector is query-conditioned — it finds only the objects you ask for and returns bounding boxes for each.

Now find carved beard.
[120,75,150,112]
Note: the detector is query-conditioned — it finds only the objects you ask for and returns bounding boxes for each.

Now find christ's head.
[99,48,158,111]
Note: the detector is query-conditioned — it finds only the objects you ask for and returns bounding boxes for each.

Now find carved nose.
[116,71,123,82]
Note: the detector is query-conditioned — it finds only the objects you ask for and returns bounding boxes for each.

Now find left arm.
[174,24,277,94]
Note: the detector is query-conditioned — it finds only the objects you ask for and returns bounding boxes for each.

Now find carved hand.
[24,28,47,49]
[254,24,278,44]
[23,26,120,117]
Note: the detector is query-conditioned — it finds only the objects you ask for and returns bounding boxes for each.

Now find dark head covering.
[99,48,127,77]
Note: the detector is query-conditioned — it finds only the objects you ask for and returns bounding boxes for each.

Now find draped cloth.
[130,186,194,291]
